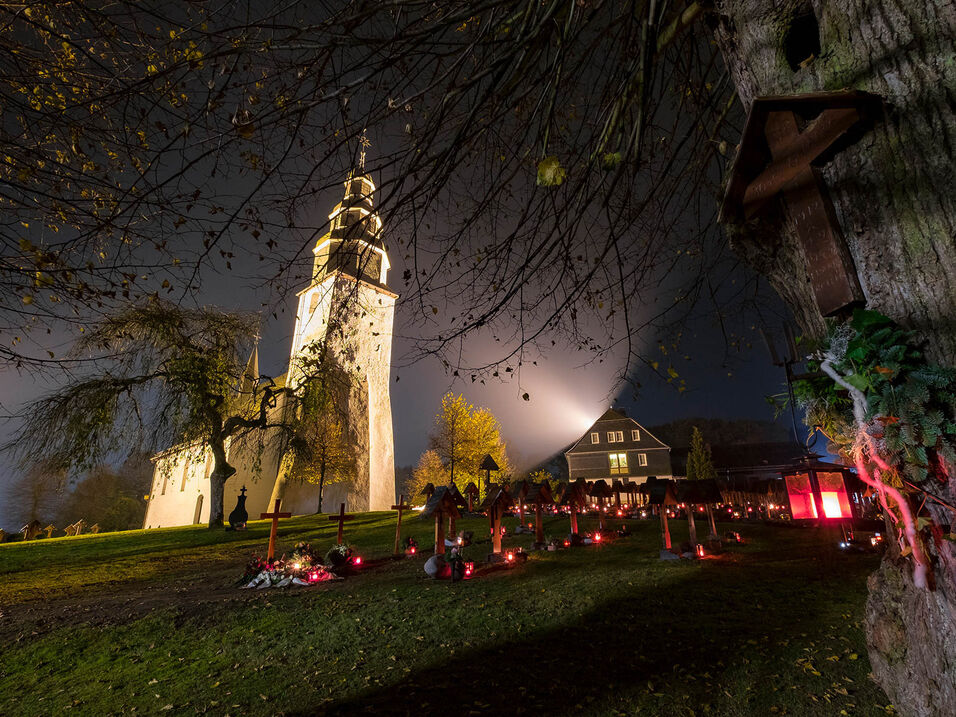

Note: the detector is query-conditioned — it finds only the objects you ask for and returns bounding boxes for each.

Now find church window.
[609,453,628,474]
[180,461,189,491]
[590,432,599,444]
[638,453,648,467]
[631,429,640,441]
[309,292,321,316]
[161,471,168,495]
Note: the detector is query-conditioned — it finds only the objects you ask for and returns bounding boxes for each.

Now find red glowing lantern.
[695,544,705,558]
[505,551,515,563]
[351,556,362,566]
[464,561,474,577]
[593,532,602,543]
[409,546,417,555]
[783,458,854,521]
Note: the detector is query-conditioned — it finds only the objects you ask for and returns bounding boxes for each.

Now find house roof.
[566,409,670,455]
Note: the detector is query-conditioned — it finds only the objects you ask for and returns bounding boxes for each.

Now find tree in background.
[686,427,717,481]
[427,393,510,496]
[5,302,288,528]
[410,450,449,500]
[686,426,718,542]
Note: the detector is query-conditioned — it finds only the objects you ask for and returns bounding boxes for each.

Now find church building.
[143,155,397,528]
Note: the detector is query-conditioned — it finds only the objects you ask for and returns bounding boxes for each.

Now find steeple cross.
[358,130,370,170]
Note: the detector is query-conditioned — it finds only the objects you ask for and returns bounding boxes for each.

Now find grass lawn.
[0,511,893,716]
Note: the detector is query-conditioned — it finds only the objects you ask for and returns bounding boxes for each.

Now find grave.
[645,477,678,557]
[261,499,292,560]
[510,480,530,524]
[478,454,500,498]
[588,480,613,531]
[328,503,355,545]
[228,486,249,530]
[43,524,56,539]
[391,494,413,555]
[420,486,461,555]
[525,482,555,547]
[481,484,513,558]
[464,482,479,512]
[559,480,588,537]
[445,483,469,541]
[20,519,42,541]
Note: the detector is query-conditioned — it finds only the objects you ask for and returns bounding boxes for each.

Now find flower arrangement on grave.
[325,542,353,568]
[401,535,418,555]
[239,541,335,589]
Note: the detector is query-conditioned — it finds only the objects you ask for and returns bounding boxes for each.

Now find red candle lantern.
[783,456,855,521]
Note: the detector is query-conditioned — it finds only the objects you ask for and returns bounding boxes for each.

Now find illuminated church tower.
[287,147,396,512]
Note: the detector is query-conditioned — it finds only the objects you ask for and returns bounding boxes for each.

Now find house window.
[631,429,640,441]
[590,432,599,444]
[609,453,628,474]
[607,431,623,443]
[638,453,648,467]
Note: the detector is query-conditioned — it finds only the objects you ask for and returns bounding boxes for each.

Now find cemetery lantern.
[782,456,854,521]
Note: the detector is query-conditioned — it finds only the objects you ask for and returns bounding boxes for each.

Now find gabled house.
[565,409,672,484]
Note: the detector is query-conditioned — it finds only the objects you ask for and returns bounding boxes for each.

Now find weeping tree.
[4,301,286,528]
[279,339,357,513]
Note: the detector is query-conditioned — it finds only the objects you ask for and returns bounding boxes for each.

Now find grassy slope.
[0,514,893,716]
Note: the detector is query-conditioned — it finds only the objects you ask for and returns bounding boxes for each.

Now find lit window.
[631,429,640,441]
[591,432,599,444]
[609,453,628,474]
[638,453,648,467]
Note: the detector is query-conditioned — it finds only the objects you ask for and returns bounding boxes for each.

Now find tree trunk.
[316,464,327,514]
[207,436,236,529]
[710,1,956,712]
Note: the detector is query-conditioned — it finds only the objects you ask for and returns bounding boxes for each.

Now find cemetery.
[0,492,894,716]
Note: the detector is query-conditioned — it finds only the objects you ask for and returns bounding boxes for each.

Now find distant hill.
[647,417,792,450]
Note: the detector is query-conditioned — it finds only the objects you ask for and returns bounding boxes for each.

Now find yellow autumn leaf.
[536,155,566,186]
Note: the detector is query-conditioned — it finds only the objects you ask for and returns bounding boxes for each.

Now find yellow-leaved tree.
[425,393,510,498]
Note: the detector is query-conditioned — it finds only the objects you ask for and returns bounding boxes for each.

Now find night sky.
[0,168,796,528]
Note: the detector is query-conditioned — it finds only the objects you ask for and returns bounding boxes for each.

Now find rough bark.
[709,1,956,713]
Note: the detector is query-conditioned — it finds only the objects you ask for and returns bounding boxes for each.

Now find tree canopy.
[426,392,510,497]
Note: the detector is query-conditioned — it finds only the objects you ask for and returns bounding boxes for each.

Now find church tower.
[287,150,396,512]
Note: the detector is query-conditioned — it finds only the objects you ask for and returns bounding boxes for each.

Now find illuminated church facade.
[143,159,397,528]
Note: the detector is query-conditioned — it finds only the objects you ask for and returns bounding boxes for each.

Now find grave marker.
[260,498,292,560]
[391,495,412,555]
[20,520,42,541]
[328,503,355,545]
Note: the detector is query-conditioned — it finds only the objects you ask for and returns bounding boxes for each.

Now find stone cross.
[328,503,354,545]
[260,498,291,560]
[721,91,880,316]
[391,494,412,555]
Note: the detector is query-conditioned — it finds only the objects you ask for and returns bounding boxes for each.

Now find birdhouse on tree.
[420,486,461,555]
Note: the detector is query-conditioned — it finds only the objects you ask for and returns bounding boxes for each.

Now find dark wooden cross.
[260,498,291,560]
[329,502,355,544]
[391,494,412,555]
[721,91,880,317]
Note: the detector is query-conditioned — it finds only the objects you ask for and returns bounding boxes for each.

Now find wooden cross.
[260,499,291,560]
[721,92,880,317]
[391,494,412,555]
[329,502,355,544]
